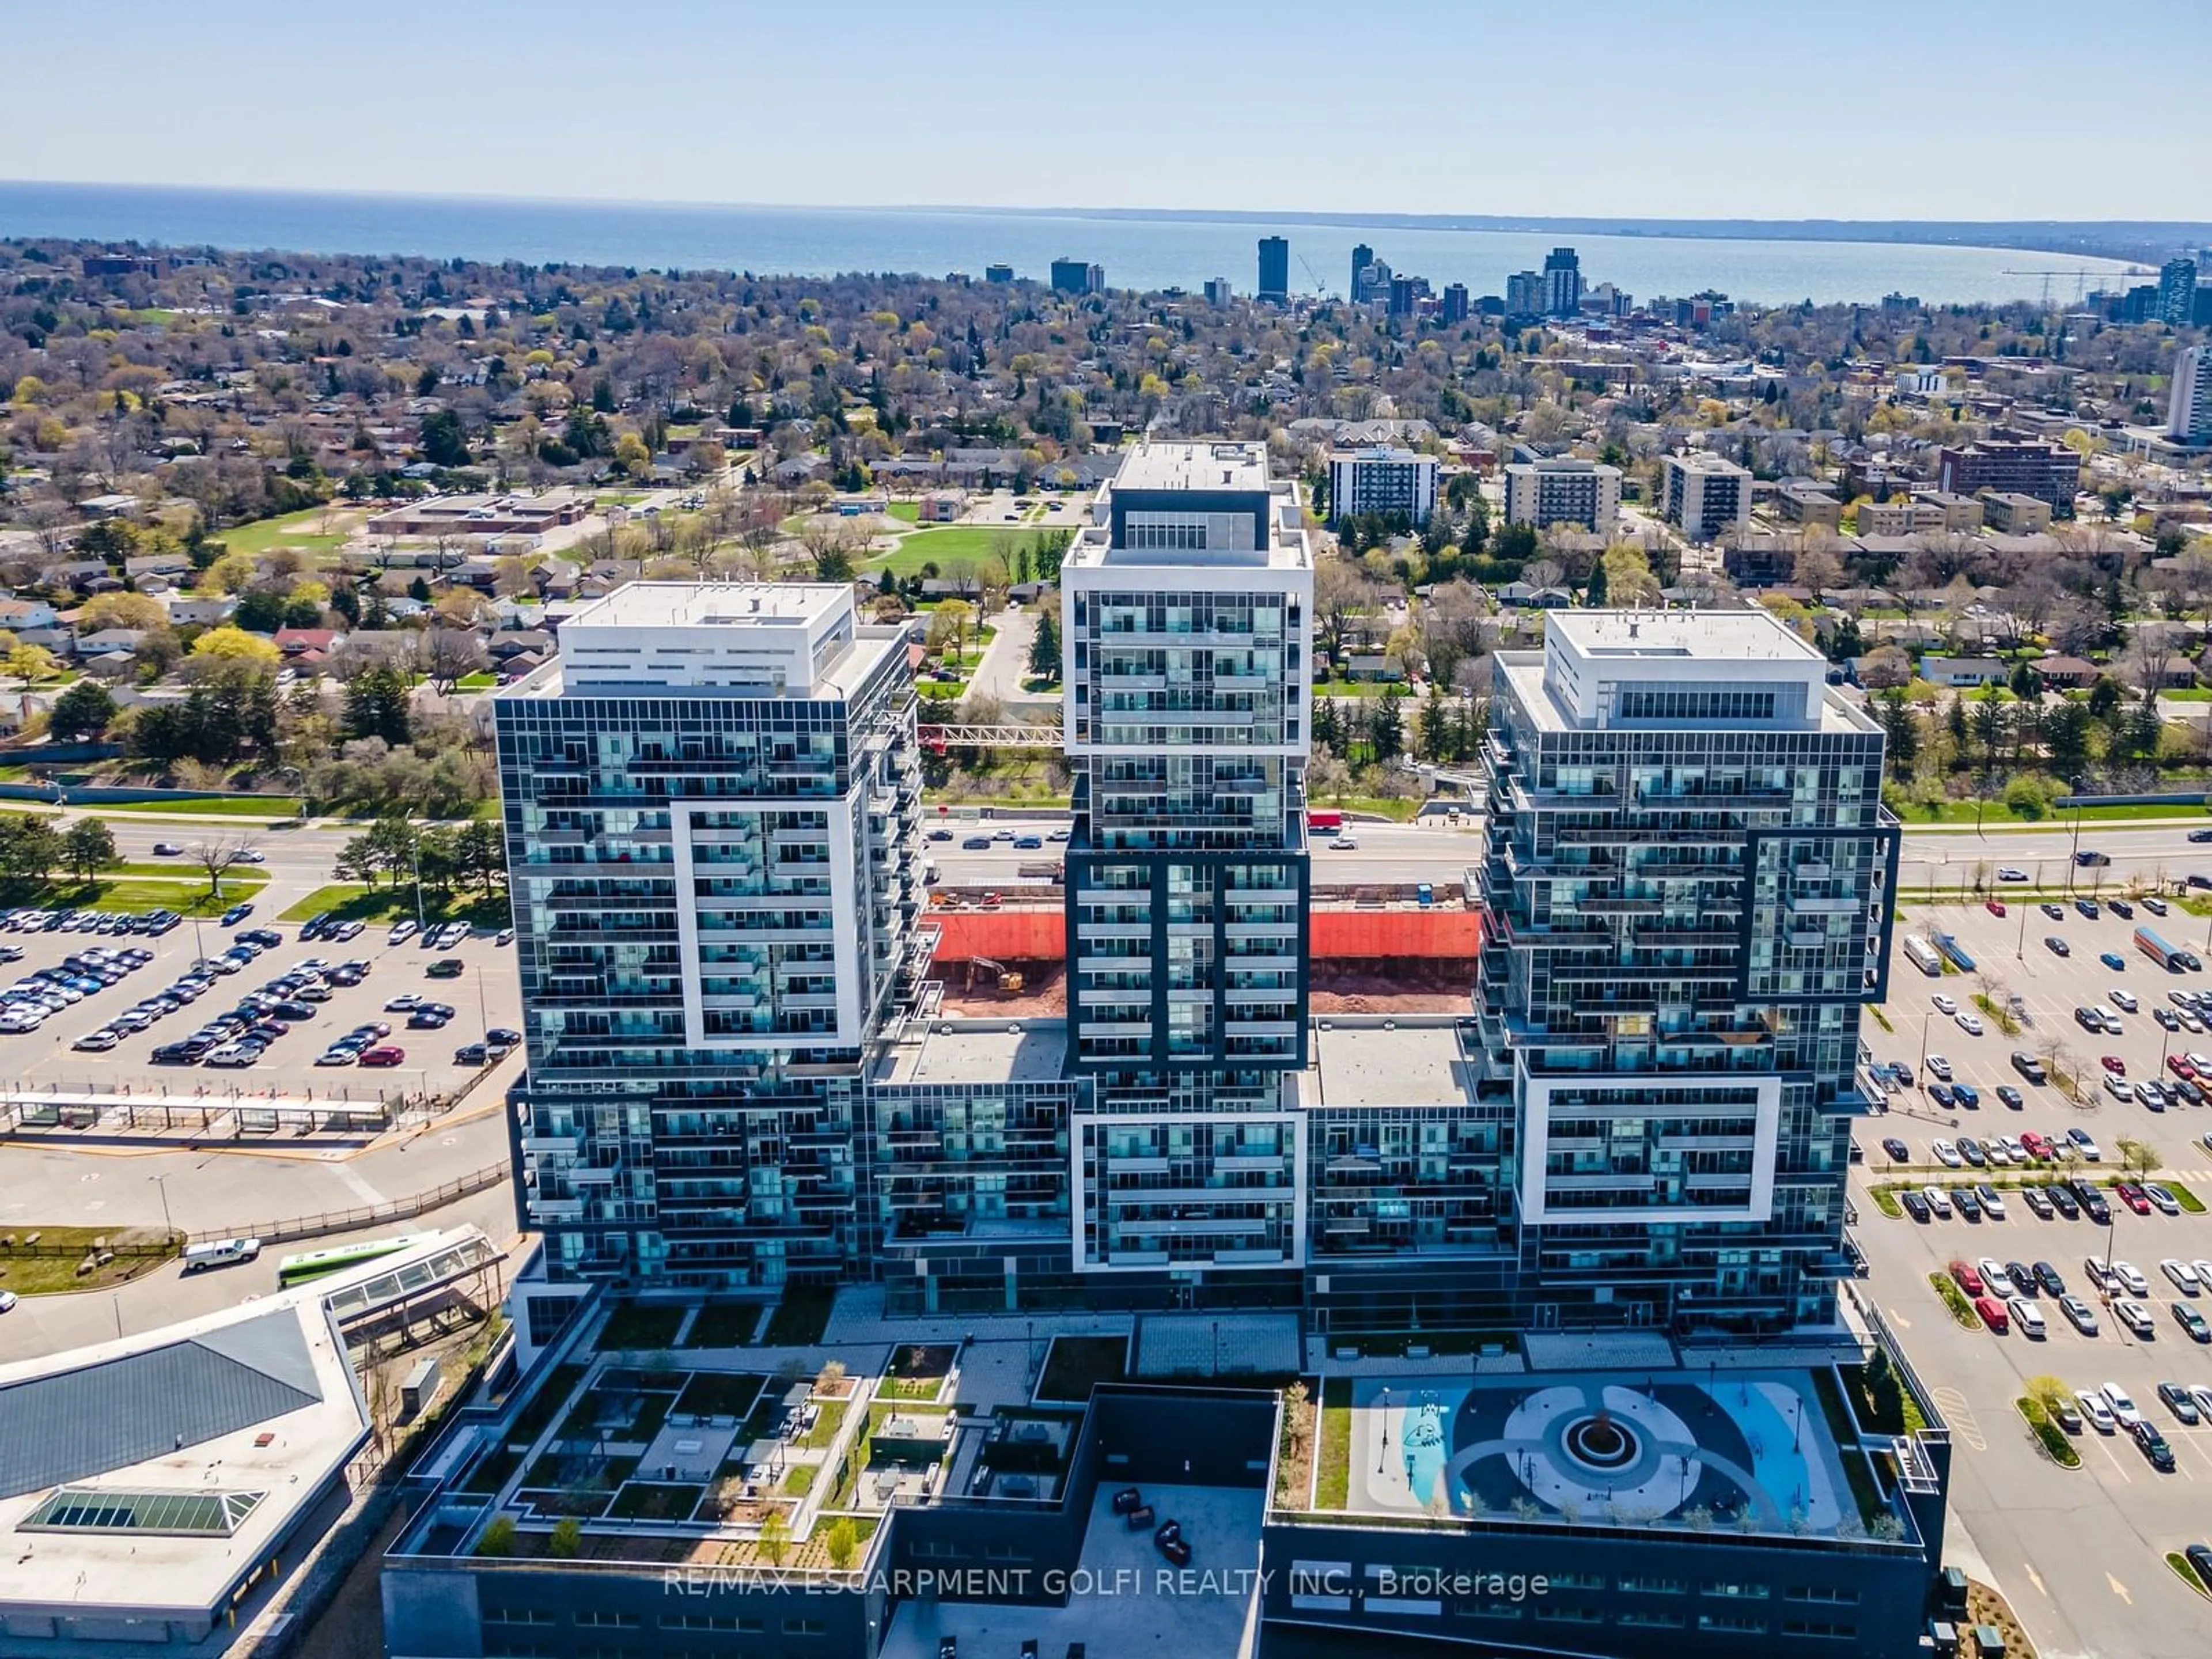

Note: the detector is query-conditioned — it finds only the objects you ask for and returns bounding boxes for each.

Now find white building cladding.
[1059,444,1316,1274]
[495,582,925,1289]
[1477,609,1898,1334]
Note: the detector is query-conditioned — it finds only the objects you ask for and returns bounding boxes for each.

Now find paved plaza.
[1346,1368,1851,1535]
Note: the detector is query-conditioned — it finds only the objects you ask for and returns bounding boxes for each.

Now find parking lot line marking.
[333,1163,385,1206]
[2094,1436,2134,1484]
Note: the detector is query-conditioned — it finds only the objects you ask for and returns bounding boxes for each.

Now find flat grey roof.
[559,581,850,631]
[1313,1021,1475,1108]
[876,1024,1069,1086]
[1113,440,1271,492]
[1549,608,1823,662]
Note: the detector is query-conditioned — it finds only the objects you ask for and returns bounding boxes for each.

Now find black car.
[1901,1190,1931,1222]
[961,836,991,850]
[454,1042,489,1065]
[1881,1137,1910,1161]
[407,1010,451,1029]
[2048,936,2071,957]
[298,912,333,940]
[2111,899,2135,919]
[2047,1183,2081,1219]
[1995,1085,2024,1108]
[2130,1418,2177,1471]
[2187,1543,2212,1593]
[1930,1083,1956,1108]
[238,928,283,948]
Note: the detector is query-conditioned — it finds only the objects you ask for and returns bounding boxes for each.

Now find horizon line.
[2,177,2205,239]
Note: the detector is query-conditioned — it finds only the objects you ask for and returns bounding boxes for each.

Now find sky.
[5,0,2209,221]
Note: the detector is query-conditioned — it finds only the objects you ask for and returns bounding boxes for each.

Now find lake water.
[0,181,2137,307]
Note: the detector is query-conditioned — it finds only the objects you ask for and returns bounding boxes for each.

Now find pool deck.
[1343,1367,1853,1538]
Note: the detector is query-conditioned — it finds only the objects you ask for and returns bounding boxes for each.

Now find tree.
[2,643,58,722]
[456,820,510,895]
[420,410,471,468]
[926,600,975,663]
[1027,609,1060,681]
[757,1509,789,1565]
[344,664,414,745]
[78,591,167,632]
[0,814,61,886]
[548,1516,582,1559]
[61,819,116,884]
[823,1516,859,1570]
[474,1515,516,1558]
[48,679,117,741]
[188,833,257,897]
[190,626,282,671]
[2116,1138,2161,1177]
[422,627,490,694]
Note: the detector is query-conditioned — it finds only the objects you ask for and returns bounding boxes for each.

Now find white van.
[182,1237,262,1271]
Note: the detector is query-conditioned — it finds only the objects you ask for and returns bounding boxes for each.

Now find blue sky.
[5,0,2207,218]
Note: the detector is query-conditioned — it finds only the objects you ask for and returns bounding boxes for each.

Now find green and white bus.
[276,1233,434,1287]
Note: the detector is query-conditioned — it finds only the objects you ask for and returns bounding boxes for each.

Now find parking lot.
[0,907,523,1107]
[1857,894,2212,1656]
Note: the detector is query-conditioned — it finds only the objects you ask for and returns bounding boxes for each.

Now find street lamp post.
[1918,1012,1934,1078]
[149,1172,173,1238]
[1377,1388,1392,1475]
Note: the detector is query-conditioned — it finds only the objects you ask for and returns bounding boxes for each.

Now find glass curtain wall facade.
[495,585,923,1290]
[1474,612,1898,1334]
[1061,444,1315,1283]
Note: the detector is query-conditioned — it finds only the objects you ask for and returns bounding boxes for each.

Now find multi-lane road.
[23,802,2212,897]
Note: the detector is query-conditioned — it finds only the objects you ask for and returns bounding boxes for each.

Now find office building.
[1440,281,1469,325]
[1979,491,2052,533]
[1256,235,1289,302]
[1503,457,1622,534]
[1388,274,1429,316]
[1354,253,1391,306]
[1662,451,1753,541]
[1476,609,1898,1330]
[1204,275,1233,307]
[2160,256,2199,327]
[1350,241,1373,300]
[1543,245,1584,316]
[1328,445,1440,528]
[984,263,1014,284]
[495,582,925,1290]
[2171,343,2212,445]
[1505,268,1543,318]
[1050,257,1105,296]
[1935,435,2080,514]
[1059,441,1314,1275]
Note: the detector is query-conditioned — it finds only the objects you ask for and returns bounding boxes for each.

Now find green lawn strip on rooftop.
[1313,1377,1353,1510]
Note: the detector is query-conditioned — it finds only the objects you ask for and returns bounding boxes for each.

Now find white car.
[2009,1298,2047,1339]
[1997,1135,2027,1162]
[2115,1299,2158,1338]
[1978,1257,2014,1297]
[2111,1260,2150,1297]
[2188,1052,2212,1073]
[1328,835,1359,851]
[388,920,419,944]
[2163,1259,2201,1294]
[1932,993,1959,1016]
[71,1029,119,1051]
[1956,1011,1984,1036]
[1927,1055,1954,1080]
[2104,1074,2134,1101]
[1997,867,2029,882]
[2145,1184,2181,1216]
[2191,1384,2212,1422]
[2110,988,2139,1013]
[2072,1132,2104,1162]
[385,994,422,1012]
[2192,1259,2212,1290]
[1922,1186,1954,1218]
[1933,1140,1964,1168]
[2103,1383,2146,1427]
[1980,1187,2008,1218]
[2077,1389,2118,1432]
[0,1288,16,1313]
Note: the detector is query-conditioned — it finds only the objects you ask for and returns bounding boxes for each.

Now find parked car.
[358,1045,406,1067]
[2047,936,2071,956]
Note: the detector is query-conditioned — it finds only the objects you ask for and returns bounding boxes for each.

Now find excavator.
[967,956,1025,994]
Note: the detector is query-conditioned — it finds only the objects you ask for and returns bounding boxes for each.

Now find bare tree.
[188,832,257,899]
[421,627,491,694]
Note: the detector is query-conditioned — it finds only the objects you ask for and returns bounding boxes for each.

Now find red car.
[2102,1055,2128,1074]
[2171,1055,2197,1079]
[1950,1260,1985,1295]
[1986,899,2007,917]
[2022,1131,2053,1158]
[358,1044,407,1068]
[1975,1295,2011,1333]
[2116,1182,2153,1215]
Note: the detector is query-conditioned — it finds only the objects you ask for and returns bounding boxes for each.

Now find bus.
[1902,936,1942,976]
[2136,926,2185,972]
[1933,932,1975,973]
[276,1233,434,1287]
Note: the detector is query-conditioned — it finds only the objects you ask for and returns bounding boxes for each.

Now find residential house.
[1918,654,2008,688]
[274,627,347,661]
[0,597,60,632]
[72,627,147,657]
[2032,655,2101,689]
[918,490,967,522]
[486,630,552,662]
[123,553,191,582]
[161,594,237,627]
[1491,581,1574,608]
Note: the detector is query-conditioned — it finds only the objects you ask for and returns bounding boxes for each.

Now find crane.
[1296,250,1331,298]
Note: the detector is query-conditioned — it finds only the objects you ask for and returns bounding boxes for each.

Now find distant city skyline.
[5,0,2207,222]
